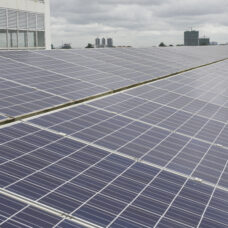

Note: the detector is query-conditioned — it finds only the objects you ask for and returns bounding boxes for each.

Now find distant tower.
[101,38,106,47]
[95,38,100,48]
[184,30,199,46]
[107,38,113,47]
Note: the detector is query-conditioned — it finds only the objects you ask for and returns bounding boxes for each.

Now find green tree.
[159,42,166,47]
[85,43,94,48]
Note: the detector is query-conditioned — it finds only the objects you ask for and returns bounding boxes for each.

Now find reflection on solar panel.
[1,47,228,227]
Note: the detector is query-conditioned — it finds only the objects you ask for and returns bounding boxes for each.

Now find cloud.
[50,0,228,47]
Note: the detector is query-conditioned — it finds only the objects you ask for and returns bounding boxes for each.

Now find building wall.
[0,0,51,49]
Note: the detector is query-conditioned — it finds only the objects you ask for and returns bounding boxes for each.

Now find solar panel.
[0,46,227,119]
[1,47,228,227]
[0,63,70,118]
[27,99,227,184]
[0,193,64,227]
[0,121,227,227]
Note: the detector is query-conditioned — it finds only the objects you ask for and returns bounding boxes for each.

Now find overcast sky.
[50,0,228,48]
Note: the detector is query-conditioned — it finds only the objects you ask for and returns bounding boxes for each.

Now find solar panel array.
[0,46,228,119]
[1,47,228,228]
[1,122,227,228]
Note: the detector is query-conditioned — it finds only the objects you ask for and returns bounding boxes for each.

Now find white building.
[0,0,51,50]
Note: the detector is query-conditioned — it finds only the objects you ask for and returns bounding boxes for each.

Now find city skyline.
[95,37,113,48]
[50,0,228,48]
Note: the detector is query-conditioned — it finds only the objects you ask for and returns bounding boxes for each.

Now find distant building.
[95,38,100,48]
[199,37,210,46]
[210,41,218,45]
[184,30,199,46]
[61,43,72,49]
[101,38,106,47]
[107,38,113,47]
[0,0,51,50]
[95,37,114,48]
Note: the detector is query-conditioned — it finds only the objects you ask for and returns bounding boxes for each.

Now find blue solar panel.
[0,194,63,227]
[0,75,69,117]
[26,100,227,183]
[0,120,227,227]
[1,47,228,227]
[0,46,228,119]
